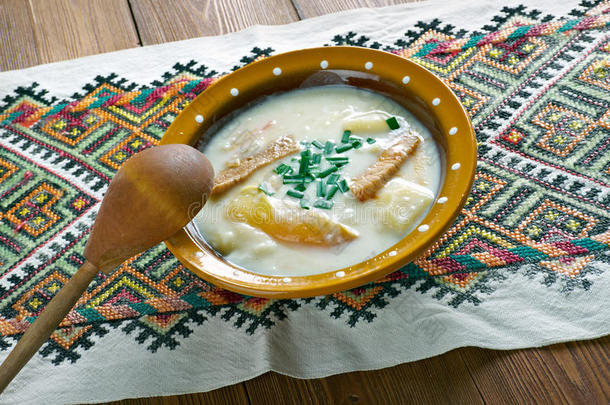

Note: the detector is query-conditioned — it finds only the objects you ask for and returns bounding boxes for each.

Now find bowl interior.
[161,46,476,298]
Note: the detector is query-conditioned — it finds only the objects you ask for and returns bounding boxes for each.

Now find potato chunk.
[372,178,434,234]
[226,186,358,246]
[342,112,392,133]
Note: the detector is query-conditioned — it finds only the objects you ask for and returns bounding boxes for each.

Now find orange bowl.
[160,46,476,298]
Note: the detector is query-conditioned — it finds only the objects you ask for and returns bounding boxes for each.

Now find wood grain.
[129,0,299,45]
[244,372,330,404]
[460,336,610,405]
[0,0,139,71]
[29,0,140,65]
[0,0,39,71]
[320,349,484,405]
[291,0,422,18]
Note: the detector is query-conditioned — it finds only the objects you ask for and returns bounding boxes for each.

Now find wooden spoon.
[0,144,214,393]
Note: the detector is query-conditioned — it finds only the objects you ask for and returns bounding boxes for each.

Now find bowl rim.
[161,46,477,298]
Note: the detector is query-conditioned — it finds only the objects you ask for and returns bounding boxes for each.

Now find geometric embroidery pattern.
[0,2,608,364]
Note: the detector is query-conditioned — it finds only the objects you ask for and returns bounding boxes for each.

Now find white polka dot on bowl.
[449,127,458,135]
[230,88,239,96]
[273,67,282,76]
[402,76,410,84]
[282,277,291,283]
[418,224,430,232]
[320,60,329,69]
[194,114,204,123]
[437,196,448,204]
[432,98,441,106]
[336,271,346,277]
[365,61,373,70]
[451,163,461,171]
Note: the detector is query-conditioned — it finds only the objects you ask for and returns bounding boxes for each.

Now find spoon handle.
[0,261,99,393]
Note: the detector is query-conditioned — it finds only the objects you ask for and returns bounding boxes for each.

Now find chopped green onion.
[258,182,275,196]
[352,140,363,149]
[300,199,311,209]
[335,144,353,153]
[338,179,350,193]
[349,135,362,143]
[312,153,322,164]
[304,173,316,183]
[298,154,310,174]
[312,140,324,149]
[316,179,326,197]
[287,189,304,199]
[317,166,338,178]
[366,137,376,144]
[275,163,292,175]
[333,161,348,167]
[326,185,339,200]
[283,178,304,184]
[341,130,352,144]
[295,183,307,192]
[386,116,400,130]
[327,174,340,185]
[326,156,349,163]
[314,199,333,209]
[284,174,304,180]
[324,141,335,155]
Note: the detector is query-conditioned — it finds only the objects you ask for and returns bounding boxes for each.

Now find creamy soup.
[194,85,442,276]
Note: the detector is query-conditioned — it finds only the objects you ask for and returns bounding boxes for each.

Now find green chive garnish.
[258,182,275,196]
[317,166,338,178]
[275,163,292,175]
[283,178,304,184]
[324,141,334,155]
[287,189,304,199]
[300,199,311,209]
[312,153,322,164]
[349,135,362,143]
[299,155,310,174]
[366,137,376,144]
[312,140,324,149]
[314,199,333,209]
[338,179,349,193]
[386,116,400,130]
[341,130,352,143]
[327,174,340,185]
[352,140,363,149]
[295,183,307,192]
[326,156,349,163]
[316,179,325,197]
[335,144,353,153]
[326,185,339,200]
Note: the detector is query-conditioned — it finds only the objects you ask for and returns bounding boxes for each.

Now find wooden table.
[1,1,609,404]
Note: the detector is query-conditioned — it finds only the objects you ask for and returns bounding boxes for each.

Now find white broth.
[194,85,442,276]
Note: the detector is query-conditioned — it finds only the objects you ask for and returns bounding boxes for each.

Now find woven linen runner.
[1,0,609,403]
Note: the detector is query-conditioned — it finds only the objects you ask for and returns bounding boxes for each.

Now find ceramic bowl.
[160,46,476,298]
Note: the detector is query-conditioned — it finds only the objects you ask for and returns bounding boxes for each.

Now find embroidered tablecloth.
[0,0,609,403]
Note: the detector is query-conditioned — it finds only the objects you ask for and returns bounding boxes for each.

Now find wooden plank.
[0,0,40,71]
[460,336,610,405]
[129,0,300,45]
[320,349,484,405]
[29,0,140,65]
[244,372,330,404]
[292,0,422,18]
[101,383,250,405]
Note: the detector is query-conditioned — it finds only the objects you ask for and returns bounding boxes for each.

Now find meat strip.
[350,131,420,201]
[212,135,300,195]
